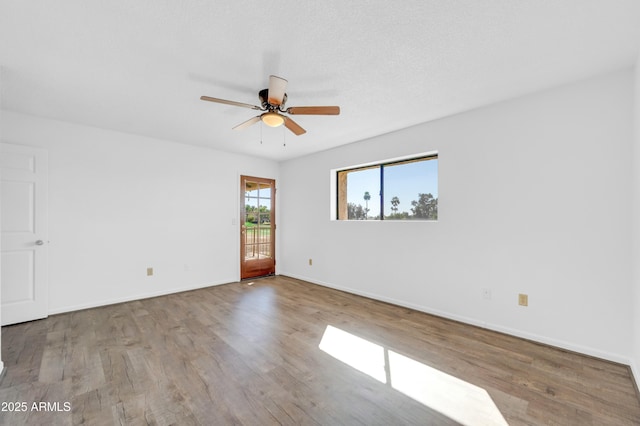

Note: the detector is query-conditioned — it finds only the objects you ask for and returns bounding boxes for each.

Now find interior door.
[1,143,49,325]
[241,176,275,279]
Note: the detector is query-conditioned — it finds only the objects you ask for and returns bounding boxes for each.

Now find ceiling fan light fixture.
[201,75,339,136]
[261,112,285,128]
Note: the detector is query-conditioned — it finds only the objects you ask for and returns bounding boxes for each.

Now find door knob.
[35,240,44,246]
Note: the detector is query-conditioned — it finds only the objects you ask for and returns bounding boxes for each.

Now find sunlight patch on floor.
[319,325,508,426]
[318,325,387,383]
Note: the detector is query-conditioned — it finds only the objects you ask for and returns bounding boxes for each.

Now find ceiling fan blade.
[284,116,306,135]
[232,116,261,131]
[200,96,262,110]
[286,106,340,115]
[267,75,288,106]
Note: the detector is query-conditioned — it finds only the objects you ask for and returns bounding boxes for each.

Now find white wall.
[0,110,279,314]
[280,69,635,364]
[632,57,640,383]
[0,75,4,373]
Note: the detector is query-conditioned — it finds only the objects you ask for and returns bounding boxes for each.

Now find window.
[336,154,438,221]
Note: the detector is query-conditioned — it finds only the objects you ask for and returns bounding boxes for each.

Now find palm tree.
[390,196,400,215]
[363,191,371,220]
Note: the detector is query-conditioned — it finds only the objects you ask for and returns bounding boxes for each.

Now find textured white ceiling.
[2,1,640,161]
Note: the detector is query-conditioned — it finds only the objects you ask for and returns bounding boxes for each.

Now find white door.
[1,143,49,325]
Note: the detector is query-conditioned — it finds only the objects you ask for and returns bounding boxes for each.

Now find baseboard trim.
[48,278,236,316]
[282,272,632,367]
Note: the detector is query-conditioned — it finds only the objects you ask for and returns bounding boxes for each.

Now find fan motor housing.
[259,89,287,108]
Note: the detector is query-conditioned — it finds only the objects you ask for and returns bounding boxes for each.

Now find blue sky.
[245,184,271,210]
[346,159,438,218]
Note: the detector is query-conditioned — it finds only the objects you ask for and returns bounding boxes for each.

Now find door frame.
[240,175,276,280]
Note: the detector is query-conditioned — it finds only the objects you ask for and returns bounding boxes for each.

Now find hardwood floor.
[1,275,639,425]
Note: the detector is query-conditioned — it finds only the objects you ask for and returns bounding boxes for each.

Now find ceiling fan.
[200,75,340,136]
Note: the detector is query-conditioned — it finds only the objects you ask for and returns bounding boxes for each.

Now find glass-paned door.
[241,175,276,279]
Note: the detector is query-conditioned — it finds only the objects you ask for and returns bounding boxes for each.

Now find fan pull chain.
[283,125,286,147]
[260,122,263,144]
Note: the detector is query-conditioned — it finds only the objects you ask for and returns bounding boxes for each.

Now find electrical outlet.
[147,267,153,276]
[481,288,492,300]
[518,293,528,306]
[308,258,313,266]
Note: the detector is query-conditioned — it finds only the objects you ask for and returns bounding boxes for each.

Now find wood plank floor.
[1,275,639,425]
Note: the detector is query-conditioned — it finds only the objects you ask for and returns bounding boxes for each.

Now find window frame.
[335,153,438,221]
